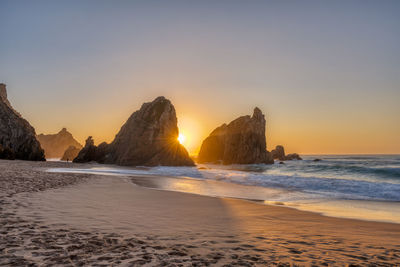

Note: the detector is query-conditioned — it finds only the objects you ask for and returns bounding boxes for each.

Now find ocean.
[50,155,400,223]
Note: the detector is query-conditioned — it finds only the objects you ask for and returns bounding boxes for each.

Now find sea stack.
[37,128,82,159]
[74,96,194,166]
[0,83,45,161]
[271,145,302,161]
[197,107,273,164]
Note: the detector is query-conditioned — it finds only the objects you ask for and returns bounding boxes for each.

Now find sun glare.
[177,133,186,145]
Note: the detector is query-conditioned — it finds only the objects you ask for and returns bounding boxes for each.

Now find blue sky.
[1,0,399,154]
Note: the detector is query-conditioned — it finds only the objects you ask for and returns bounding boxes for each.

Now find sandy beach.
[1,160,400,266]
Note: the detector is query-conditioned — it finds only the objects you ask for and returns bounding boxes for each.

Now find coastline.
[49,160,400,225]
[1,160,400,265]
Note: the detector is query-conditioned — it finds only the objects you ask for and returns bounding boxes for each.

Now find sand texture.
[1,160,400,266]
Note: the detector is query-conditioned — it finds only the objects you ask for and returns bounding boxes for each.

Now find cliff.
[0,84,45,161]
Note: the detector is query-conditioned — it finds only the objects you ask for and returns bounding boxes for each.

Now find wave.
[48,155,400,224]
[51,161,400,202]
[270,163,400,181]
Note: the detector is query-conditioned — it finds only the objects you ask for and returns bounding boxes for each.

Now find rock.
[0,84,13,110]
[197,107,273,164]
[74,97,194,166]
[271,145,302,161]
[0,83,45,161]
[286,153,302,160]
[37,128,82,158]
[271,145,285,161]
[196,124,228,164]
[61,145,81,161]
[73,137,99,163]
[0,144,15,159]
[313,158,322,162]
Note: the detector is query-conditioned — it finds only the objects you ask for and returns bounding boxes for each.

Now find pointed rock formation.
[271,145,302,161]
[0,84,45,161]
[197,107,273,165]
[74,97,194,166]
[37,128,82,159]
[73,137,101,163]
[61,145,81,161]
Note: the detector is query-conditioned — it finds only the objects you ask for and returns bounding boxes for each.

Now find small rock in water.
[271,145,302,161]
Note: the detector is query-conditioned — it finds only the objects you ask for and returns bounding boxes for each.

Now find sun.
[177,133,186,145]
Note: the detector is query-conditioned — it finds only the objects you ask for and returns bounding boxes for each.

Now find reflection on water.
[130,175,400,224]
[49,155,400,224]
[278,199,400,224]
[129,175,285,201]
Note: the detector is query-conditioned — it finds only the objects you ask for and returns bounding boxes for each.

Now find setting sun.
[177,133,186,145]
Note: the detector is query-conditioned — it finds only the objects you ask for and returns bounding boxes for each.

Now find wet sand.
[1,160,400,266]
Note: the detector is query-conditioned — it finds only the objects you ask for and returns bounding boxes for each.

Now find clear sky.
[1,0,399,155]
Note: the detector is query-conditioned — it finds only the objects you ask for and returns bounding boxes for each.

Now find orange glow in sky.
[3,1,399,155]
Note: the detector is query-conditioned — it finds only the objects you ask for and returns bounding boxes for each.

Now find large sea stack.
[197,107,273,165]
[37,128,82,159]
[74,96,194,166]
[0,83,45,161]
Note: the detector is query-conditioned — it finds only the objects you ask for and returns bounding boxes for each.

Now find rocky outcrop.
[37,128,82,158]
[271,145,302,161]
[73,137,101,163]
[271,145,285,161]
[74,97,194,166]
[0,83,45,161]
[197,108,273,165]
[285,153,302,160]
[61,145,81,161]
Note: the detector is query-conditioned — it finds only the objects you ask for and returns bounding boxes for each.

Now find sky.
[1,0,399,155]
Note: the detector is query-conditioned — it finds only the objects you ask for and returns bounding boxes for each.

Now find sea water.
[50,155,400,223]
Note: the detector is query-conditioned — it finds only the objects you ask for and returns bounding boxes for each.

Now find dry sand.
[1,160,400,266]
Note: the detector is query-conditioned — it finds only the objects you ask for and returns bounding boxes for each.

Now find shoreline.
[129,173,400,225]
[48,165,400,226]
[50,165,400,225]
[2,160,400,265]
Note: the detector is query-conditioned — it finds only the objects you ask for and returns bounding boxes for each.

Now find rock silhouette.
[197,107,273,164]
[73,137,101,163]
[285,153,302,160]
[37,128,82,159]
[61,145,81,161]
[271,145,285,161]
[0,84,45,161]
[271,145,302,161]
[74,97,194,166]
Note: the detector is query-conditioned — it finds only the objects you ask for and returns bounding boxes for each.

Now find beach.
[1,160,400,266]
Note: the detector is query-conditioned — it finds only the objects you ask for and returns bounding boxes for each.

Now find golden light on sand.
[177,133,186,145]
